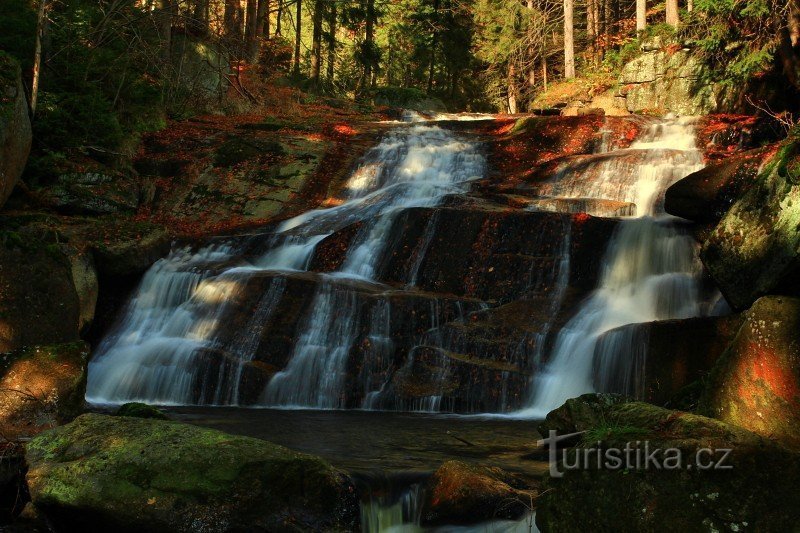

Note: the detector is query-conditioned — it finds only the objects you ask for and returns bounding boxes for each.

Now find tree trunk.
[156,0,173,63]
[665,0,679,27]
[327,0,337,81]
[587,0,599,63]
[790,0,800,50]
[542,54,548,91]
[225,0,243,42]
[563,0,575,79]
[245,0,259,60]
[257,0,270,41]
[687,0,693,12]
[293,0,302,74]
[193,0,209,34]
[31,0,47,115]
[310,0,323,83]
[507,62,518,113]
[427,0,440,93]
[636,0,646,32]
[276,0,283,35]
[363,0,376,87]
[527,0,538,87]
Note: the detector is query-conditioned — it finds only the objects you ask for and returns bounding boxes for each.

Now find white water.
[87,122,485,406]
[519,117,709,417]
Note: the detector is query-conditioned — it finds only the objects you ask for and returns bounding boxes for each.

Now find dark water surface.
[166,407,548,479]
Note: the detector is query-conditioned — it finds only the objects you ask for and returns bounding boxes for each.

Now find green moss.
[114,402,169,420]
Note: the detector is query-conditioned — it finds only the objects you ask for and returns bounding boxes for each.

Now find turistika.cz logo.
[538,430,733,478]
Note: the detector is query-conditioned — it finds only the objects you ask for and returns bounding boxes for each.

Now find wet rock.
[536,399,800,532]
[25,414,359,532]
[91,224,171,279]
[0,53,32,208]
[537,393,631,436]
[38,172,143,216]
[213,136,284,167]
[701,139,800,309]
[665,147,769,223]
[700,296,800,449]
[114,402,169,420]
[420,461,538,526]
[594,315,744,406]
[0,342,89,439]
[65,248,99,333]
[0,442,28,524]
[0,243,82,351]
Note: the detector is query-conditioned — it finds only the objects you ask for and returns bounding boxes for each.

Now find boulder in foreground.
[536,395,800,532]
[700,296,800,450]
[26,414,359,532]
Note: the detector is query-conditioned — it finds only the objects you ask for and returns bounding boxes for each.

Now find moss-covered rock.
[213,137,284,168]
[420,461,537,526]
[536,397,800,532]
[700,296,800,450]
[0,51,32,208]
[701,138,800,309]
[0,442,28,524]
[114,402,168,420]
[0,342,89,439]
[26,414,359,532]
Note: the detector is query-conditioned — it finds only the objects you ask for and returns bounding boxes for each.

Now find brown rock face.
[700,296,800,450]
[421,461,538,526]
[0,54,32,208]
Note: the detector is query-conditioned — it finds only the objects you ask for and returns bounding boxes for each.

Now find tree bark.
[687,0,693,12]
[225,0,243,42]
[665,0,679,27]
[156,0,174,63]
[427,0,440,93]
[31,0,48,115]
[293,0,302,74]
[310,0,323,83]
[245,0,259,60]
[563,0,575,79]
[326,0,337,81]
[636,0,646,32]
[193,0,209,34]
[276,0,283,35]
[507,62,518,113]
[542,55,548,91]
[257,0,270,41]
[363,0,376,87]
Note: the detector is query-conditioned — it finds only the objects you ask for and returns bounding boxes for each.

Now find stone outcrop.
[665,147,770,223]
[25,414,359,532]
[701,138,800,309]
[0,342,89,439]
[420,461,537,526]
[0,52,32,208]
[619,47,730,115]
[700,296,800,449]
[536,396,800,532]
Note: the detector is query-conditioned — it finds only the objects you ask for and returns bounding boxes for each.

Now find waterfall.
[87,122,485,406]
[519,117,710,417]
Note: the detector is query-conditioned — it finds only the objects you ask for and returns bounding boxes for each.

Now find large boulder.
[0,342,89,439]
[701,138,800,309]
[420,461,538,526]
[0,442,27,523]
[664,147,769,223]
[0,242,82,351]
[536,397,800,532]
[700,296,800,449]
[619,48,732,115]
[25,414,359,532]
[0,52,32,208]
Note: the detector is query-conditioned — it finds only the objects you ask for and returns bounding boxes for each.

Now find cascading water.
[87,121,486,406]
[519,117,712,417]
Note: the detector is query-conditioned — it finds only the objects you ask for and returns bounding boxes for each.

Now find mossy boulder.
[25,414,359,532]
[701,138,800,309]
[0,342,89,439]
[0,51,32,208]
[700,296,800,450]
[89,222,171,278]
[38,172,143,216]
[114,402,168,420]
[536,397,800,532]
[213,137,284,168]
[420,461,538,526]
[0,442,27,523]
